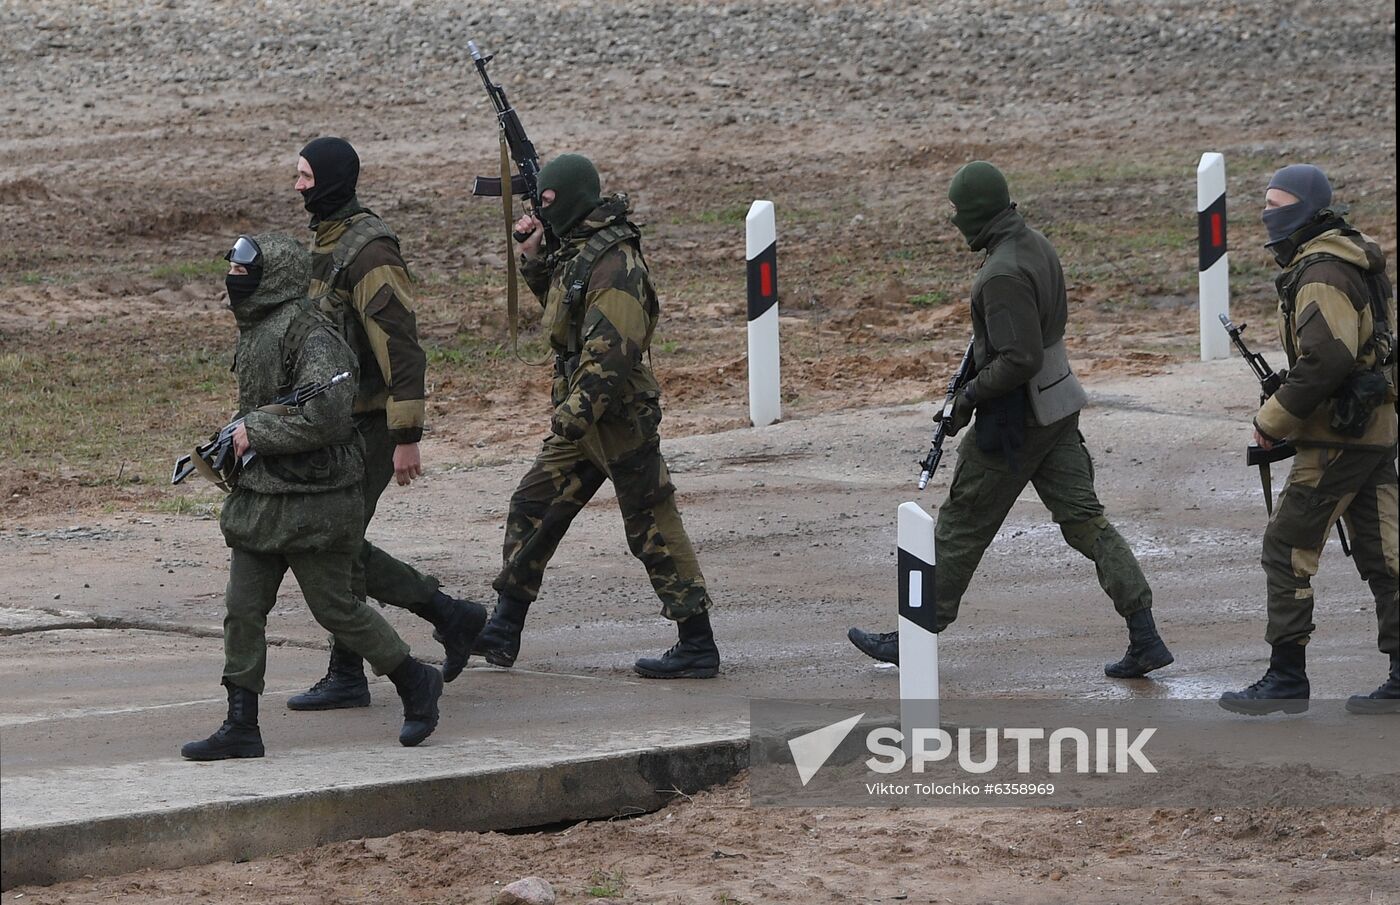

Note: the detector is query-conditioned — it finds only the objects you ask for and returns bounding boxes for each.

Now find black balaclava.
[225,270,261,305]
[537,153,603,237]
[948,161,1012,247]
[299,137,360,219]
[1262,164,1332,246]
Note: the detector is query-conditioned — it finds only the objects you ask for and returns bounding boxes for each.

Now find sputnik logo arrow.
[788,713,865,786]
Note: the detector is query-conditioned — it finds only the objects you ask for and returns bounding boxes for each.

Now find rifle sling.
[501,132,550,367]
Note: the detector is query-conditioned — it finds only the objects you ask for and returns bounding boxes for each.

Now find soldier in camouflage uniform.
[1220,165,1399,716]
[481,153,721,678]
[181,234,445,760]
[849,162,1174,679]
[286,137,486,711]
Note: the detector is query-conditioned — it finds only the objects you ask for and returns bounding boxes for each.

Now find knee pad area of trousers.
[1061,516,1110,556]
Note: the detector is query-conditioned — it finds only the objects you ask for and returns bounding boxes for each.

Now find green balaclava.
[947,161,1012,246]
[537,153,602,236]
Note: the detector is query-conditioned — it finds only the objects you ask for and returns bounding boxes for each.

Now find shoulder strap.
[561,222,643,355]
[279,300,330,392]
[323,211,400,297]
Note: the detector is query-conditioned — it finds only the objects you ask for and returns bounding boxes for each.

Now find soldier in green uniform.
[286,137,486,710]
[480,153,721,678]
[181,234,445,760]
[848,161,1174,679]
[1220,164,1398,716]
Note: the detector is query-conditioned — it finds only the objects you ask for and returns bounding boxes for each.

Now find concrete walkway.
[3,360,1394,888]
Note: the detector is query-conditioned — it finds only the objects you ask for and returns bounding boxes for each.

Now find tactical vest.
[553,220,648,373]
[1277,248,1397,437]
[278,299,330,394]
[309,210,401,334]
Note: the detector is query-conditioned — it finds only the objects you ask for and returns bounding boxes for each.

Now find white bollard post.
[1197,152,1230,362]
[897,501,939,753]
[746,200,781,427]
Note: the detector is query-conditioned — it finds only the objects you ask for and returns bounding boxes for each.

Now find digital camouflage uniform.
[492,195,711,621]
[1253,227,1399,655]
[308,199,441,614]
[220,234,411,693]
[933,206,1153,630]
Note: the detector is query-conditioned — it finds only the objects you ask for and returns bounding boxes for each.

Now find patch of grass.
[909,289,951,307]
[151,495,223,517]
[20,271,44,285]
[0,345,233,492]
[656,338,681,354]
[152,258,227,281]
[690,203,750,226]
[425,331,550,366]
[586,869,626,898]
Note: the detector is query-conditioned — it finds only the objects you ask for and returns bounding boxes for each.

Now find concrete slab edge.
[0,736,750,890]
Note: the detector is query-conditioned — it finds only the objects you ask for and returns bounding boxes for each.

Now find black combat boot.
[848,627,900,665]
[1219,642,1310,715]
[1346,653,1400,714]
[426,591,488,683]
[472,594,530,668]
[634,612,721,679]
[287,642,371,711]
[387,656,444,747]
[1104,609,1175,678]
[182,681,264,761]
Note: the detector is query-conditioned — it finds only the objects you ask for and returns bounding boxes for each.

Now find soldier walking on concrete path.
[286,137,486,712]
[481,153,722,679]
[181,234,444,760]
[848,161,1174,679]
[1219,164,1399,716]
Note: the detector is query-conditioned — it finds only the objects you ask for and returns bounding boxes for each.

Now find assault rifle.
[918,339,977,490]
[171,371,351,490]
[1218,314,1350,555]
[467,40,546,245]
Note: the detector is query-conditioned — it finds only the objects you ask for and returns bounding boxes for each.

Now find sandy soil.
[1,1,1396,902]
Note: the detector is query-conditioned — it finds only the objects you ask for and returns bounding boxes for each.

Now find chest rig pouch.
[1277,249,1397,437]
[553,221,645,382]
[261,301,358,487]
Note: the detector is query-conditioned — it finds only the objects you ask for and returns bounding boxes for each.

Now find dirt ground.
[1,0,1397,902]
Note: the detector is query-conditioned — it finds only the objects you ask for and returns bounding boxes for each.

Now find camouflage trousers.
[1262,444,1399,653]
[492,399,711,621]
[223,546,410,694]
[933,411,1153,629]
[351,412,440,614]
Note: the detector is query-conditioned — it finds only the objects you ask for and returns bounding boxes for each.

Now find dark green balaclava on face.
[537,153,602,236]
[948,161,1012,246]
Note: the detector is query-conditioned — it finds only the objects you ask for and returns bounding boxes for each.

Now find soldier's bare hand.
[233,423,251,457]
[393,442,423,486]
[515,214,544,257]
[1253,427,1276,451]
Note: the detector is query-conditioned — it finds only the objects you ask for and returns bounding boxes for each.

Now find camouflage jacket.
[308,198,428,444]
[220,234,364,555]
[520,195,662,442]
[965,206,1070,406]
[1255,227,1397,451]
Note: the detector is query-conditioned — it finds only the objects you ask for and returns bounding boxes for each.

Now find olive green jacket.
[965,207,1072,407]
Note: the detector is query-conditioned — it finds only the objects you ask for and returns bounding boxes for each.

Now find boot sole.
[1345,697,1400,715]
[847,633,898,666]
[478,648,517,669]
[286,694,371,711]
[1104,652,1175,679]
[632,664,720,679]
[1218,698,1309,716]
[181,744,265,761]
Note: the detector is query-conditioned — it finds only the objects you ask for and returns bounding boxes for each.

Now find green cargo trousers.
[492,399,711,621]
[933,411,1153,629]
[1262,444,1399,653]
[223,547,411,693]
[352,412,440,613]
